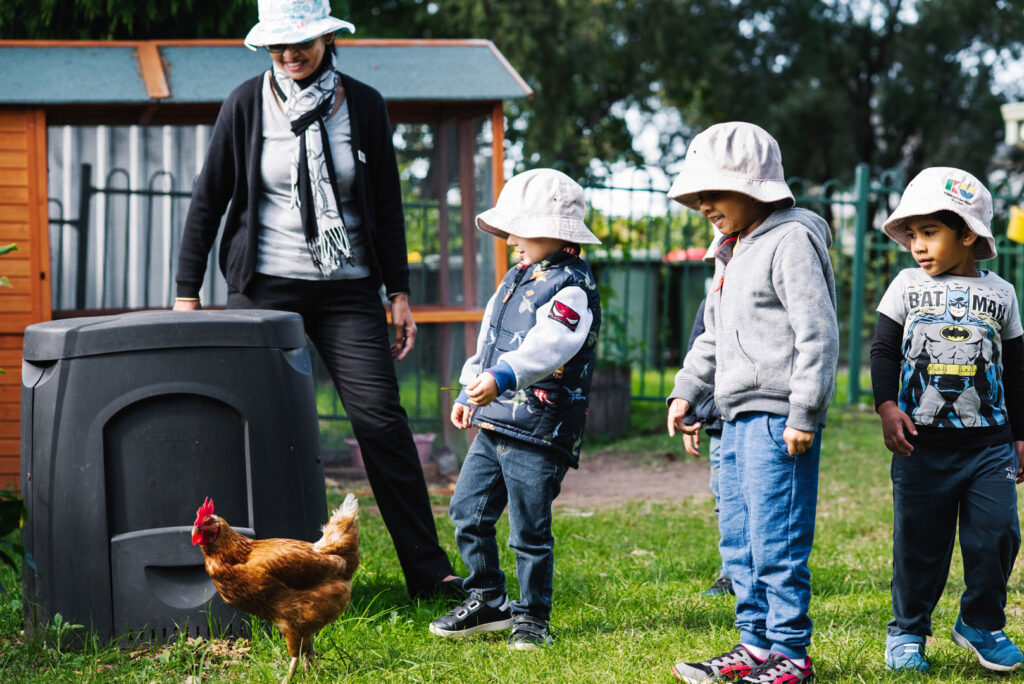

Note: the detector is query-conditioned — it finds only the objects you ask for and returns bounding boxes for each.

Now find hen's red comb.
[194,497,215,525]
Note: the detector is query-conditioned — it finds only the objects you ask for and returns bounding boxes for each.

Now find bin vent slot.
[144,564,220,610]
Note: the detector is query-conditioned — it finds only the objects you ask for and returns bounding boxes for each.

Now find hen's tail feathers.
[312,493,360,562]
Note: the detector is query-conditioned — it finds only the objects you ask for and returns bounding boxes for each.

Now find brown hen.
[191,494,359,682]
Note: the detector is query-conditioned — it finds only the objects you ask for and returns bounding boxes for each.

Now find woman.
[174,0,461,600]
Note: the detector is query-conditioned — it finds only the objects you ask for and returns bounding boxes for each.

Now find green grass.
[2,403,1023,681]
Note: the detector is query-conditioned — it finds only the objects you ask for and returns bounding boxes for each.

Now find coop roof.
[0,39,532,105]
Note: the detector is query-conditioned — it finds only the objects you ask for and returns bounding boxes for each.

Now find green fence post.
[847,163,870,404]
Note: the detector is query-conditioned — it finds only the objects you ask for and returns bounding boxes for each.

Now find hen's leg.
[281,629,303,684]
[302,635,316,670]
[282,657,299,684]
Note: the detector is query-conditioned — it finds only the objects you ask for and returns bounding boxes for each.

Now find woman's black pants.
[229,273,454,595]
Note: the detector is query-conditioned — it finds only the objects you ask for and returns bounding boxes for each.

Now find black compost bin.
[20,309,327,646]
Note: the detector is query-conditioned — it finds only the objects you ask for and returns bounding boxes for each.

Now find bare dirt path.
[554,449,711,509]
[327,449,712,513]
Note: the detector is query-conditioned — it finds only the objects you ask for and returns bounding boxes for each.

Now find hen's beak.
[191,527,202,546]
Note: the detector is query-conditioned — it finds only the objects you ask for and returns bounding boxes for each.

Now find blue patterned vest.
[471,250,601,466]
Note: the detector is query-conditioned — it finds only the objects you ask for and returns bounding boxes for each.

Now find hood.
[744,207,832,250]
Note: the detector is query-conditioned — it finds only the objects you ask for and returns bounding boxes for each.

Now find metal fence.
[581,163,1024,406]
[44,154,1024,437]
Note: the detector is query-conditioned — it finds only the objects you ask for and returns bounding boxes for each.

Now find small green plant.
[45,612,83,656]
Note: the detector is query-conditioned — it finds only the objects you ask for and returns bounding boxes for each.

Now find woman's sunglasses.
[265,39,319,54]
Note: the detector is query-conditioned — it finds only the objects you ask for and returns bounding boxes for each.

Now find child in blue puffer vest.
[428,168,601,650]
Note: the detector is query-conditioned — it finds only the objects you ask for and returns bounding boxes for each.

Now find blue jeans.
[708,434,725,577]
[889,439,1020,636]
[719,413,822,659]
[449,429,569,621]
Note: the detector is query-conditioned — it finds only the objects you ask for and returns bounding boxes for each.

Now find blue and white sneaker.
[885,633,929,672]
[951,614,1024,671]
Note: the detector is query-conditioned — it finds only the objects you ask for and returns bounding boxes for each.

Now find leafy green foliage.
[0,244,15,290]
[654,0,1024,181]
[0,490,34,594]
[0,0,252,40]
[6,2,1021,180]
[353,0,1024,180]
[350,0,656,173]
[594,283,645,368]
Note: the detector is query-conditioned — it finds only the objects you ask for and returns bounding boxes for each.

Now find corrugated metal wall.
[46,123,227,310]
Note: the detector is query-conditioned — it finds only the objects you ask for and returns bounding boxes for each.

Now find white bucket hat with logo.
[244,0,355,51]
[476,168,601,245]
[882,166,995,260]
[668,121,795,211]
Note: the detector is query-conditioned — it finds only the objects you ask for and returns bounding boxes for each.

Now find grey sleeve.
[771,230,840,430]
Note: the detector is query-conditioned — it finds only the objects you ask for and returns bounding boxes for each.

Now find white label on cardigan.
[357,150,366,164]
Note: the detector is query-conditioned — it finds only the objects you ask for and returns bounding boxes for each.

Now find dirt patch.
[555,450,711,509]
[327,450,713,512]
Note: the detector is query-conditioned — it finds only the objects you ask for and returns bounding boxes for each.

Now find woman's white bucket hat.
[882,166,996,260]
[668,122,795,211]
[476,169,601,245]
[244,0,355,51]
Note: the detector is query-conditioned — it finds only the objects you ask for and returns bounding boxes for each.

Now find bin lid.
[23,310,308,361]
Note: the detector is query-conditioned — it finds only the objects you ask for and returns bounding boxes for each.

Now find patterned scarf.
[270,51,352,275]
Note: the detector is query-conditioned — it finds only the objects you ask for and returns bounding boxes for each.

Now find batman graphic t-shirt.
[877,268,1023,429]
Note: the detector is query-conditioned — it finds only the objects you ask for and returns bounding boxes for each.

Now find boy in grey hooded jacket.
[666,122,838,684]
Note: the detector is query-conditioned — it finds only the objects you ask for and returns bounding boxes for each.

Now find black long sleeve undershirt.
[870,312,1024,447]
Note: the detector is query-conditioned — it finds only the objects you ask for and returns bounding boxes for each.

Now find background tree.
[3,0,1023,182]
[652,0,1024,181]
[0,0,251,40]
[350,0,1024,182]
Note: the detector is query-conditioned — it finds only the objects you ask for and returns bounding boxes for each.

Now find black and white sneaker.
[428,595,513,638]
[702,576,735,596]
[508,615,553,650]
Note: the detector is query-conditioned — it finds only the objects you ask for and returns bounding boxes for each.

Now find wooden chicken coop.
[0,39,532,490]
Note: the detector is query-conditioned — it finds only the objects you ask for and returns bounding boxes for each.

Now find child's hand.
[682,431,702,457]
[783,426,815,455]
[1015,441,1024,484]
[451,402,473,430]
[465,373,499,406]
[878,401,917,457]
[667,398,700,437]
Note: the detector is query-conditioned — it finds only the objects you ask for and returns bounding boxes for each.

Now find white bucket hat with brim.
[476,168,601,245]
[244,0,355,50]
[882,166,996,260]
[668,121,795,211]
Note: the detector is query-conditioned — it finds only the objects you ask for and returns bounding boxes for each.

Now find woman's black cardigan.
[175,71,409,299]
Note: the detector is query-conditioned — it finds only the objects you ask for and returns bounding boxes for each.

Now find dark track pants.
[889,439,1020,636]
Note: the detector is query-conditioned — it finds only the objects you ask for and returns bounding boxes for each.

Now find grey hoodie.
[669,208,838,431]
